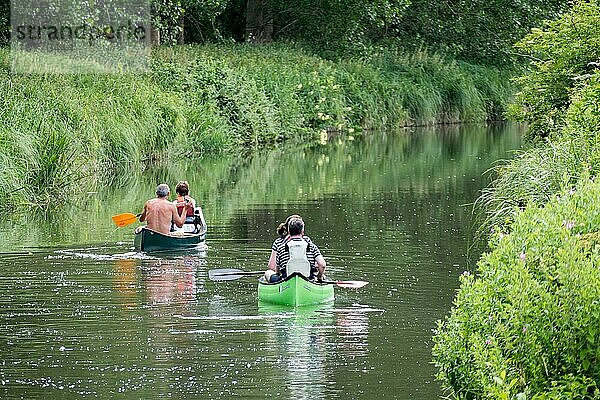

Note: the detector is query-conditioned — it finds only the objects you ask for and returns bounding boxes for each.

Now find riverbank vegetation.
[433,1,600,397]
[0,45,512,210]
[478,0,600,233]
[0,0,568,211]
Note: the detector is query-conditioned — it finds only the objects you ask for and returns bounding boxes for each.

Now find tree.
[0,0,8,45]
[270,0,409,48]
[397,0,566,65]
[152,0,228,44]
[509,0,600,140]
[245,0,272,43]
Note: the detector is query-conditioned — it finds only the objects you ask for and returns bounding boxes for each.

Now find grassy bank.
[433,1,600,397]
[434,177,600,398]
[0,44,513,210]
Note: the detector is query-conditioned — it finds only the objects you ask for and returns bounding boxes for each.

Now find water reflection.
[113,259,138,309]
[257,304,379,399]
[0,123,521,253]
[259,304,331,399]
[141,257,205,309]
[0,124,523,399]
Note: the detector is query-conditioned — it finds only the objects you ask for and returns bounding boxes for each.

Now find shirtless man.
[139,184,191,234]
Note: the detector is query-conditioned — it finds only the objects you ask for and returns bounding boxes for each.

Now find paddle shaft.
[208,268,265,281]
[208,268,367,288]
[212,271,264,277]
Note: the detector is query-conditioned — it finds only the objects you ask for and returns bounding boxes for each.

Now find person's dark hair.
[288,218,304,236]
[277,214,302,236]
[176,181,189,196]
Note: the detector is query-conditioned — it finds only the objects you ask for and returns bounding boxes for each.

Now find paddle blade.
[329,280,369,289]
[208,268,264,281]
[111,213,139,228]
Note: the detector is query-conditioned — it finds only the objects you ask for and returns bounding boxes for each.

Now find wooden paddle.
[208,268,368,288]
[111,213,141,228]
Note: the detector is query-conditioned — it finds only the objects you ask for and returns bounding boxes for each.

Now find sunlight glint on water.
[0,125,521,399]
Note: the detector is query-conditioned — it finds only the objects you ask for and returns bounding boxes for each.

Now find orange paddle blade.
[111,213,139,227]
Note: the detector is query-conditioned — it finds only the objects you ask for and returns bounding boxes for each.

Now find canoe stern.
[258,273,334,307]
[134,227,206,252]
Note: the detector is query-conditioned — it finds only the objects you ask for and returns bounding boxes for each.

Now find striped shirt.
[272,235,322,277]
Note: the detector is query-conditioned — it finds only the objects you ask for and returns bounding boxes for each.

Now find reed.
[475,140,580,236]
[0,44,514,210]
[475,71,600,235]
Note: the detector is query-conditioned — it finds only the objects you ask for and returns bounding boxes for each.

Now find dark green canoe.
[134,227,206,252]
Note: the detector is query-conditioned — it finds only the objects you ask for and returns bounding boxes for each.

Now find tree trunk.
[177,14,185,45]
[150,26,161,46]
[245,0,273,43]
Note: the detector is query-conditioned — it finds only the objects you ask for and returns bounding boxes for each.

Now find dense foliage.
[397,0,564,65]
[508,0,600,140]
[182,0,566,64]
[434,1,600,398]
[1,0,566,64]
[0,0,7,44]
[434,177,600,399]
[0,45,512,210]
[477,0,600,233]
[268,0,410,50]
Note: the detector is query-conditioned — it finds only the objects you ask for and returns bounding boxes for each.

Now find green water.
[0,124,521,399]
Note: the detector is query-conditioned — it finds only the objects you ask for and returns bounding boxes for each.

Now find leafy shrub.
[564,72,600,174]
[477,70,600,234]
[508,0,600,141]
[434,177,600,399]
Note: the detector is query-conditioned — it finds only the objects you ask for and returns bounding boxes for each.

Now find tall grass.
[0,44,514,210]
[475,141,580,235]
[475,71,600,235]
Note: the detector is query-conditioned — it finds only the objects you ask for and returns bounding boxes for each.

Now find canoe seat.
[171,208,206,234]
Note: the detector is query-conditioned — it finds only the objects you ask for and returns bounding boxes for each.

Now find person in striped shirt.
[265,215,327,282]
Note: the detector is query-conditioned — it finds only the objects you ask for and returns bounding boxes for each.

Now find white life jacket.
[286,238,310,277]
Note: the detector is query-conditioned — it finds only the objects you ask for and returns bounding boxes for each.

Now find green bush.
[564,72,600,174]
[433,177,600,399]
[476,71,600,234]
[508,0,600,141]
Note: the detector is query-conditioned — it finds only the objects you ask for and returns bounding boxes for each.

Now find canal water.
[0,124,521,399]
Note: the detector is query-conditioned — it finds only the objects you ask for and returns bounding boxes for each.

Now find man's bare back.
[139,184,190,235]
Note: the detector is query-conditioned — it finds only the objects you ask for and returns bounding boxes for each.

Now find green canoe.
[258,272,334,307]
[134,227,206,252]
